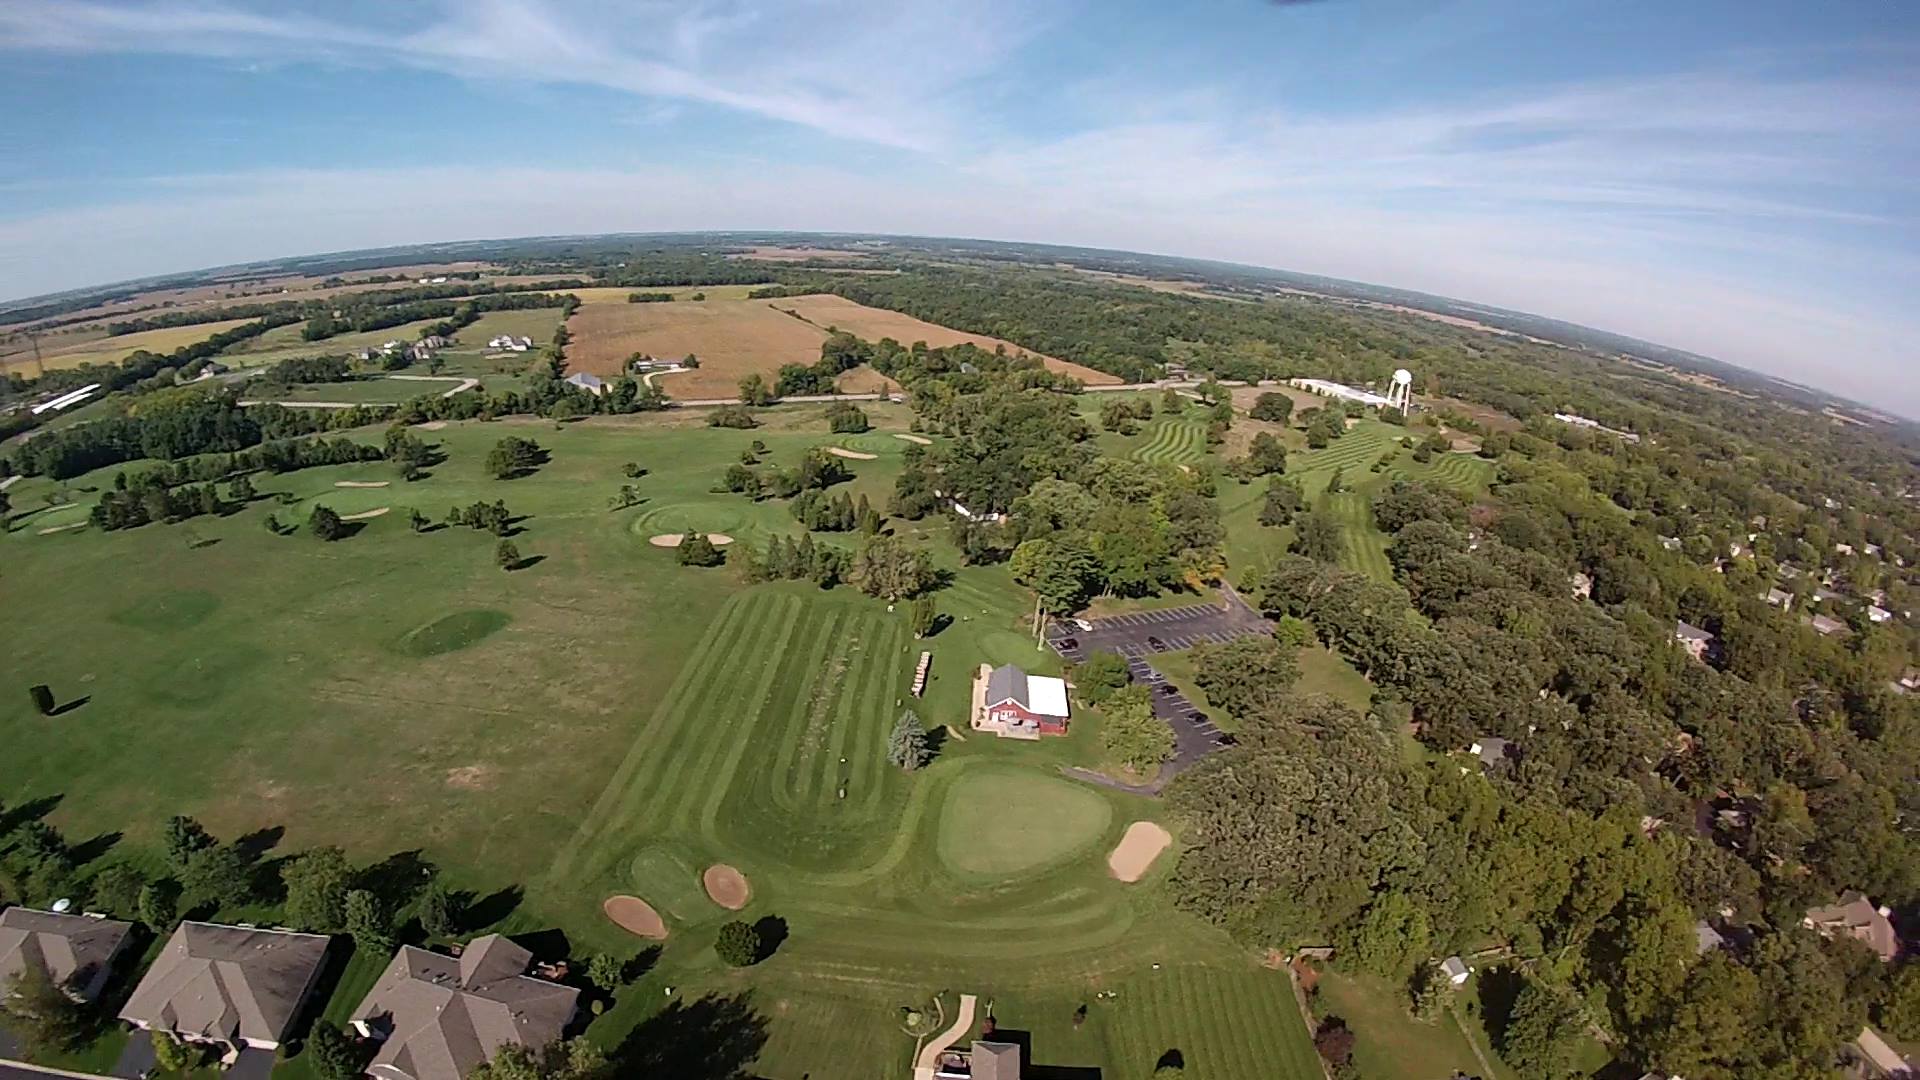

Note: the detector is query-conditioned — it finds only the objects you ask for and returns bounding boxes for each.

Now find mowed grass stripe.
[765,606,849,813]
[653,593,805,833]
[1132,417,1206,465]
[551,591,765,879]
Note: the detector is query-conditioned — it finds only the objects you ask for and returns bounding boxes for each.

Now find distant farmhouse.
[976,664,1071,738]
[0,906,134,1002]
[119,922,330,1056]
[350,934,579,1080]
[489,335,535,352]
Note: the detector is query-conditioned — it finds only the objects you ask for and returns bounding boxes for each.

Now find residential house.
[933,1040,1022,1080]
[1808,614,1848,637]
[1659,536,1682,552]
[0,907,134,1001]
[1836,542,1857,556]
[1803,894,1901,962]
[1468,737,1513,770]
[976,665,1070,738]
[1674,620,1715,662]
[1764,588,1794,609]
[1865,542,1883,558]
[1439,956,1471,986]
[119,922,330,1054]
[1693,920,1727,956]
[563,372,606,397]
[1854,1026,1915,1078]
[349,935,579,1080]
[1869,605,1893,624]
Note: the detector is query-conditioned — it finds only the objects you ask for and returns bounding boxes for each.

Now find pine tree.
[888,709,931,770]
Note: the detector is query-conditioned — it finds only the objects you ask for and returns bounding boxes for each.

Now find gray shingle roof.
[0,908,133,1000]
[986,665,1028,709]
[971,1040,1022,1080]
[119,922,329,1046]
[350,936,579,1080]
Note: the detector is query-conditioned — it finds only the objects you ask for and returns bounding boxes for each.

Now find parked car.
[1059,637,1079,650]
[1159,683,1179,695]
[1074,618,1096,631]
[1147,636,1167,650]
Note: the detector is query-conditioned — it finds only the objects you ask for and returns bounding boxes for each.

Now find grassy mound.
[395,610,511,658]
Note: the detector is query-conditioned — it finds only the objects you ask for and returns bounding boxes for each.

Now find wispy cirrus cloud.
[0,0,1047,150]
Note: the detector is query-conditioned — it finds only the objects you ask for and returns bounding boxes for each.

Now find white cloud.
[0,0,1046,150]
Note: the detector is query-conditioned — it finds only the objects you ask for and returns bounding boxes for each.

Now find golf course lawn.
[0,398,1496,1078]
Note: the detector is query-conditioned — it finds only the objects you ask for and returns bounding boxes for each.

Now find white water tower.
[1388,368,1414,413]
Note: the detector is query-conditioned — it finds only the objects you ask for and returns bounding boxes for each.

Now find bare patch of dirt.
[445,765,494,790]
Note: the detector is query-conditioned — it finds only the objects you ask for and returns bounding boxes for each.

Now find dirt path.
[912,993,977,1080]
[827,446,877,460]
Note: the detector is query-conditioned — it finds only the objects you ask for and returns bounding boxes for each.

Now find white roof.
[1025,675,1069,717]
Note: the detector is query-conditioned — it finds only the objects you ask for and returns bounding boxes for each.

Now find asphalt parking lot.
[1046,593,1271,781]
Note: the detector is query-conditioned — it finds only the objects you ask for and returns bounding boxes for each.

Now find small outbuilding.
[1439,956,1470,986]
[564,372,606,397]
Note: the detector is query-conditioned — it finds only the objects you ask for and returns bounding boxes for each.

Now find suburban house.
[933,1039,1022,1080]
[1765,587,1794,609]
[1803,894,1901,962]
[1693,920,1728,955]
[1869,604,1894,624]
[119,922,330,1054]
[1439,956,1471,986]
[563,372,606,397]
[1808,614,1849,637]
[1468,737,1513,770]
[0,907,134,1001]
[348,934,580,1080]
[977,665,1070,738]
[1854,1026,1915,1078]
[1674,620,1715,662]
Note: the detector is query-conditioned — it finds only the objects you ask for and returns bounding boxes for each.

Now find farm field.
[773,292,1124,385]
[1,317,258,373]
[0,401,1320,1080]
[564,297,830,395]
[221,316,450,367]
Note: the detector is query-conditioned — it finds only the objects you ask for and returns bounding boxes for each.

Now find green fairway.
[936,767,1114,877]
[1131,414,1208,465]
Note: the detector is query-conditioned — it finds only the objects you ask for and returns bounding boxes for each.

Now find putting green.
[629,845,709,922]
[394,609,511,658]
[936,767,1114,878]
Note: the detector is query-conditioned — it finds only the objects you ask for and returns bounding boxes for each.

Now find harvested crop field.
[566,298,830,395]
[771,294,1122,385]
[3,318,259,373]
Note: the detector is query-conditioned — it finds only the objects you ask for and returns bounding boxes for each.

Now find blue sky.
[2,0,1916,409]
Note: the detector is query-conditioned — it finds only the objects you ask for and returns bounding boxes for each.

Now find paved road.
[0,1060,105,1079]
[1048,590,1271,792]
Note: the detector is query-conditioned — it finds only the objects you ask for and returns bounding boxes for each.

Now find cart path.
[912,993,978,1080]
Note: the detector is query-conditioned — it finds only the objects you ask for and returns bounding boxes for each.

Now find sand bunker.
[893,433,933,445]
[340,507,390,521]
[334,480,390,488]
[703,864,751,910]
[827,447,877,460]
[603,895,668,939]
[648,533,736,548]
[418,421,447,431]
[36,522,86,536]
[1107,821,1173,883]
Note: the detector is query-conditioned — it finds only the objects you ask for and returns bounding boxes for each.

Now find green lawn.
[1317,971,1492,1080]
[1,402,1318,1080]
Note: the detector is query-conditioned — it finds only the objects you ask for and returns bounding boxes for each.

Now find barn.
[979,664,1070,739]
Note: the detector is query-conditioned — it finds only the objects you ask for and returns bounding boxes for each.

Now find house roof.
[970,1040,1022,1080]
[986,665,1028,709]
[1025,676,1069,717]
[1855,1027,1912,1075]
[1470,737,1511,767]
[1804,893,1900,962]
[1439,956,1469,978]
[1693,920,1727,955]
[350,935,578,1080]
[564,372,603,389]
[0,908,133,999]
[1809,614,1848,635]
[1674,620,1714,642]
[119,922,329,1046]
